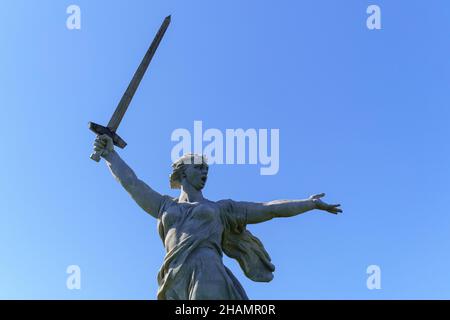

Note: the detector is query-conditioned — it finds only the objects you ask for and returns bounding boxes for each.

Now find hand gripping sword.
[89,15,171,162]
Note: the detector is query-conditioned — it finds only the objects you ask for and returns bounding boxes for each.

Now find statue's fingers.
[94,141,105,148]
[98,134,112,145]
[105,137,114,150]
[94,138,106,145]
[93,145,105,151]
[331,207,343,213]
[314,193,325,199]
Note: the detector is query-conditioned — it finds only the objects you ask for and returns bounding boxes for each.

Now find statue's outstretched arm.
[94,134,164,219]
[243,193,342,224]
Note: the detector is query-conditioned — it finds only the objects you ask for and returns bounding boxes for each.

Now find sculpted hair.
[169,154,208,189]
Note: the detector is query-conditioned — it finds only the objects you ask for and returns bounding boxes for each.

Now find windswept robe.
[156,197,275,300]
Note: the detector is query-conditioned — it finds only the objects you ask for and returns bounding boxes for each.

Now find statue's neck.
[178,185,205,203]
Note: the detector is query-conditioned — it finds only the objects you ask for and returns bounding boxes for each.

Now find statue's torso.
[160,200,224,254]
[156,198,252,300]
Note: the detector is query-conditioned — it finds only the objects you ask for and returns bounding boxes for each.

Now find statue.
[93,140,341,299]
[90,16,342,300]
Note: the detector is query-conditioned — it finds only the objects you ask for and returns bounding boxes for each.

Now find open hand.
[309,193,342,214]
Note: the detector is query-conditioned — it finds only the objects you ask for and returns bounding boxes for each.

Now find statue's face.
[183,163,209,190]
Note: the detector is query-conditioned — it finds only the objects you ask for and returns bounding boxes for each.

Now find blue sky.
[1,0,449,299]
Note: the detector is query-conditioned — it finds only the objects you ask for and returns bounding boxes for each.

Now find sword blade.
[107,15,171,132]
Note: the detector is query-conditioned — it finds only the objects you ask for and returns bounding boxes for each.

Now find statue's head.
[170,154,209,190]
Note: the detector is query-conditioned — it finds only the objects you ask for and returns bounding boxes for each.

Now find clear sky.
[1,0,449,299]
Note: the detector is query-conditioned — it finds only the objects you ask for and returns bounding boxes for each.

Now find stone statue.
[92,135,342,300]
[89,15,341,300]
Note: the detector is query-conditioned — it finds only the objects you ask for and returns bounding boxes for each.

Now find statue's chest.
[162,202,221,230]
[189,203,219,222]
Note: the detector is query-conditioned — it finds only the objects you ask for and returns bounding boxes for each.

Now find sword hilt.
[90,148,103,162]
[88,122,127,162]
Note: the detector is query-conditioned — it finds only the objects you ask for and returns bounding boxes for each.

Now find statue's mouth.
[201,176,207,184]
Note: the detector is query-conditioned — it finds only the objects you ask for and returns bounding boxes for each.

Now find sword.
[89,15,171,162]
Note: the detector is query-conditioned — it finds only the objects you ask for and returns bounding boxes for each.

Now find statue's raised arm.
[93,134,164,219]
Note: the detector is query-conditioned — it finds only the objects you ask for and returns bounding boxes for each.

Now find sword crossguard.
[88,122,127,162]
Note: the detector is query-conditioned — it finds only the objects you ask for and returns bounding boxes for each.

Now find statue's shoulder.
[161,195,178,206]
[215,199,237,211]
[216,198,233,204]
